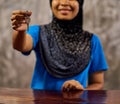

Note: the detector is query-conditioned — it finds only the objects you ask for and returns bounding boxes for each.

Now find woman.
[11,0,108,91]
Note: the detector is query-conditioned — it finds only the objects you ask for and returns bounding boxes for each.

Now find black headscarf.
[39,0,93,78]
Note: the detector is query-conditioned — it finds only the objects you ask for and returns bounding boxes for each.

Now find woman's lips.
[59,9,72,15]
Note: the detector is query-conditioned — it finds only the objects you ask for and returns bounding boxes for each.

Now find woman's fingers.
[11,10,32,31]
[11,14,25,21]
[62,80,84,92]
[12,10,32,16]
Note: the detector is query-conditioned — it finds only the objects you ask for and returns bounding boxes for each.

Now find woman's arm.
[12,30,33,52]
[11,10,33,52]
[62,71,105,92]
[86,71,105,90]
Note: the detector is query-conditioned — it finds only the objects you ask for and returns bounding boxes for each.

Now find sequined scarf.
[39,0,93,78]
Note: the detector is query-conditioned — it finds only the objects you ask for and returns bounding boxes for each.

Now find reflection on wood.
[0,88,120,104]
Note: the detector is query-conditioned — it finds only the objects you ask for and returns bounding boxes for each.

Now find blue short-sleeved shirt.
[26,25,108,91]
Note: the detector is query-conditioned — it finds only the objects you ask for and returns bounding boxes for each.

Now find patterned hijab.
[39,0,93,78]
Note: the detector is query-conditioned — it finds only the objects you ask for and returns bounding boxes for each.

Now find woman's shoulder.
[91,34,104,51]
[28,24,50,32]
[28,25,40,31]
[83,30,100,43]
[27,24,42,36]
[91,34,101,43]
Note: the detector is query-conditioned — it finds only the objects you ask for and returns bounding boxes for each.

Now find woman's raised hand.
[11,10,32,31]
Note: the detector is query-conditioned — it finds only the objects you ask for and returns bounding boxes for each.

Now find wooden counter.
[0,88,119,104]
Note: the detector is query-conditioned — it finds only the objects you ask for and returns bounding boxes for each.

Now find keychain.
[25,11,31,31]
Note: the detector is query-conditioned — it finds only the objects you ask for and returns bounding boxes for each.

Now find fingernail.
[67,88,69,92]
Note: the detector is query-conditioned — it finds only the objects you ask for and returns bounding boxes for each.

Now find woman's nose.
[60,0,69,5]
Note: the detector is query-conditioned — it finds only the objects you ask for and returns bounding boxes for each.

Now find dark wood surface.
[0,88,119,104]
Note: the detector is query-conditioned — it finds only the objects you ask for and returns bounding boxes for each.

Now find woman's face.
[51,0,79,20]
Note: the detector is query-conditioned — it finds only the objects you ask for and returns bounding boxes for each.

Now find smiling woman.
[11,0,108,91]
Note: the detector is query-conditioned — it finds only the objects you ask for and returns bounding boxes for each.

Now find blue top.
[25,25,108,91]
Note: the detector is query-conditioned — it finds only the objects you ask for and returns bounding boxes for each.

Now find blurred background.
[0,0,120,89]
